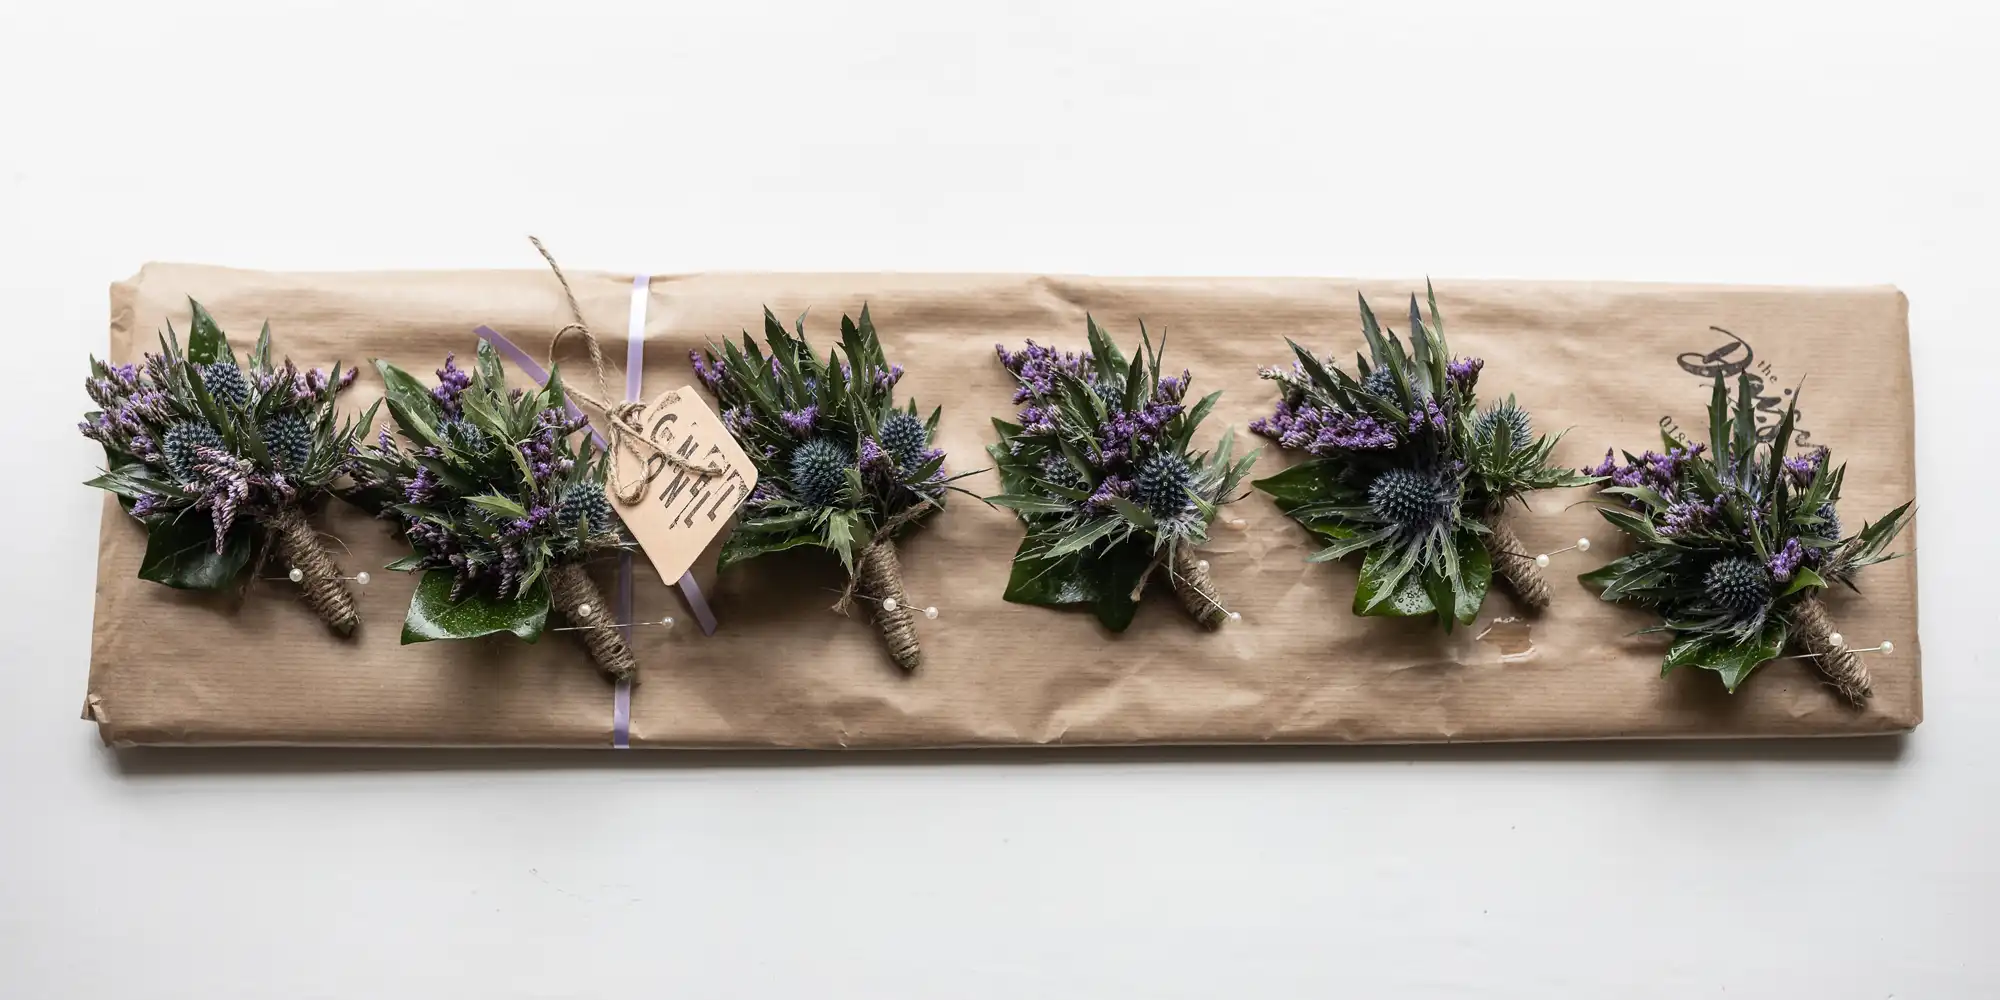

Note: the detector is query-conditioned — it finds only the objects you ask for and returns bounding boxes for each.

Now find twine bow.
[530,237,722,504]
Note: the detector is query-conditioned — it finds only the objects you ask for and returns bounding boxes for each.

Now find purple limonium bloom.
[1658,499,1715,536]
[1406,396,1447,435]
[130,493,164,517]
[779,406,819,437]
[873,364,905,392]
[1767,537,1806,583]
[432,354,473,417]
[859,437,893,473]
[722,405,755,435]
[1447,356,1483,392]
[997,341,1094,404]
[1085,475,1133,512]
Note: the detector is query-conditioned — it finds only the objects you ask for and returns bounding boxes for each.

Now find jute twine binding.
[269,504,358,636]
[1482,509,1551,612]
[1790,594,1870,706]
[832,501,936,672]
[1168,546,1229,630]
[549,562,638,683]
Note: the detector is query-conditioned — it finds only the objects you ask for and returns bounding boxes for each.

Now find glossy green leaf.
[717,528,824,571]
[137,513,253,591]
[1779,565,1827,598]
[1353,543,1434,618]
[186,299,233,365]
[400,570,549,644]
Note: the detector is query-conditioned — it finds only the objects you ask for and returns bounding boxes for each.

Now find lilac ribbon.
[474,280,718,749]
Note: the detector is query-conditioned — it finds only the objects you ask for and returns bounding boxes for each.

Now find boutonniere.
[80,299,368,633]
[987,319,1257,631]
[1250,286,1595,629]
[344,341,642,681]
[692,306,971,671]
[1579,374,1913,703]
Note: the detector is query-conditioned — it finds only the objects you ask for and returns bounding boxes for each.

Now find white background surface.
[2,1,1996,996]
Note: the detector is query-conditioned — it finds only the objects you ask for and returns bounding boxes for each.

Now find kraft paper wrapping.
[83,265,1922,747]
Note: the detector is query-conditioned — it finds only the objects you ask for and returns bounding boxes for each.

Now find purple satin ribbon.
[475,284,716,749]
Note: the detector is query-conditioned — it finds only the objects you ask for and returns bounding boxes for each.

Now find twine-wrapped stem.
[269,504,358,636]
[1482,509,1551,612]
[856,540,922,671]
[1790,594,1870,706]
[548,562,639,683]
[1169,545,1229,630]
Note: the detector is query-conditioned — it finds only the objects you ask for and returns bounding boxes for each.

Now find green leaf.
[1662,621,1786,691]
[1002,543,1099,607]
[1106,496,1158,529]
[1086,540,1153,632]
[1779,565,1827,597]
[253,320,272,370]
[465,494,530,520]
[1707,374,1729,474]
[384,553,428,572]
[1085,314,1127,381]
[137,513,253,591]
[985,493,1076,514]
[1731,372,1755,472]
[400,570,549,644]
[1252,460,1333,505]
[1046,516,1123,558]
[186,299,233,365]
[717,528,824,571]
[1306,523,1398,563]
[375,360,446,449]
[1354,541,1433,617]
[1454,530,1494,625]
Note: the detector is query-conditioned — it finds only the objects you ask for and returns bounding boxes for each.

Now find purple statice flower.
[130,493,164,517]
[1658,499,1715,537]
[1406,396,1447,435]
[1447,356,1484,392]
[689,350,725,394]
[404,466,442,505]
[1783,447,1827,488]
[779,406,819,438]
[377,426,397,453]
[432,354,473,417]
[859,437,893,473]
[128,433,157,460]
[1767,537,1806,583]
[1016,404,1058,437]
[1316,413,1397,453]
[997,341,1094,404]
[873,364,905,392]
[746,480,781,507]
[187,445,252,552]
[1155,370,1192,403]
[1085,475,1133,512]
[1252,400,1397,455]
[1583,448,1619,479]
[722,405,755,435]
[336,365,357,390]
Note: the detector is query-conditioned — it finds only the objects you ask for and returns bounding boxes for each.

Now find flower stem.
[1790,594,1870,705]
[857,540,921,671]
[1482,511,1551,612]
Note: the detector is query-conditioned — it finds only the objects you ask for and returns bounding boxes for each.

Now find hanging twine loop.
[528,236,722,505]
[1482,507,1552,612]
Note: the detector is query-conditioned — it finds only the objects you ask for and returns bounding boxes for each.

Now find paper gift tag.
[608,387,759,585]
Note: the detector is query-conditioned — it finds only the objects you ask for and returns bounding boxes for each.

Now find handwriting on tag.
[609,387,759,586]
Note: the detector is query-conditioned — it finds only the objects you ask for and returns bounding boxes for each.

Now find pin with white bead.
[270,566,372,586]
[1784,634,1896,660]
[549,606,680,634]
[876,594,941,621]
[1532,537,1592,569]
[1190,558,1243,623]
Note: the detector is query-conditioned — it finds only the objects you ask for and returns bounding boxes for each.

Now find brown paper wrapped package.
[83,265,1922,747]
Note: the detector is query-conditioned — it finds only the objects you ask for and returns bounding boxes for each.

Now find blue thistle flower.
[879,412,928,471]
[789,438,853,508]
[1362,366,1399,398]
[1367,468,1455,532]
[1814,502,1841,541]
[162,421,226,482]
[202,362,251,408]
[1475,401,1533,451]
[260,411,313,469]
[557,480,617,536]
[1703,557,1770,618]
[1039,454,1086,493]
[1135,451,1196,518]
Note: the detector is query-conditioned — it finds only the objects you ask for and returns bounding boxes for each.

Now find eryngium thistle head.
[1703,557,1770,618]
[879,412,928,470]
[260,411,313,469]
[1368,468,1455,530]
[1362,365,1398,399]
[1134,451,1195,518]
[1040,454,1085,493]
[162,420,226,482]
[202,361,252,408]
[557,480,617,536]
[440,417,488,456]
[1814,502,1841,541]
[1091,378,1124,409]
[1475,402,1534,450]
[790,438,853,508]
